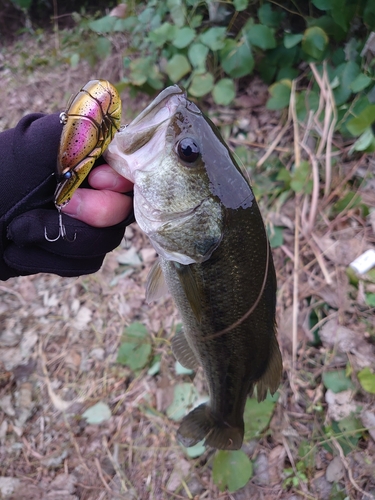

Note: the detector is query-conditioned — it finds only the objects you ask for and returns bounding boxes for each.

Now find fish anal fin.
[174,262,202,322]
[255,332,283,402]
[171,331,200,370]
[146,259,168,303]
[177,403,244,450]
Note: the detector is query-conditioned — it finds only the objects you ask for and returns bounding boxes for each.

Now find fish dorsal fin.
[173,262,202,322]
[146,259,169,303]
[254,331,283,402]
[172,330,200,370]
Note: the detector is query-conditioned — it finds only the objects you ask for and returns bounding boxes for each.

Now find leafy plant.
[212,449,253,492]
[117,321,152,371]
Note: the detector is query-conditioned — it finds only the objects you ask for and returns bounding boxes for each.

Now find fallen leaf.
[325,389,358,421]
[82,401,111,424]
[326,456,344,483]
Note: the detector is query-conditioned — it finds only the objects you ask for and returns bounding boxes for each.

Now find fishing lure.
[45,79,122,241]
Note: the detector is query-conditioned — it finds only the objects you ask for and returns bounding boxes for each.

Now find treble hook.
[44,208,77,242]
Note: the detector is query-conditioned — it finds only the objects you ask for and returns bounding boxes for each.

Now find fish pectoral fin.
[177,403,243,450]
[172,330,200,370]
[174,262,202,322]
[254,332,283,402]
[146,259,169,303]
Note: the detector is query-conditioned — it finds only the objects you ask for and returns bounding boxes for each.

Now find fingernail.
[91,169,118,188]
[61,194,81,218]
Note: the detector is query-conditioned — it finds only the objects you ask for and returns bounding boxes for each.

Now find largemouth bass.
[104,85,282,450]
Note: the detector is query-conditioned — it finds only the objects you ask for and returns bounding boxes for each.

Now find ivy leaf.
[117,322,152,371]
[266,79,291,110]
[220,39,254,78]
[322,370,355,393]
[312,0,332,9]
[189,72,214,97]
[267,226,284,249]
[346,105,375,135]
[188,42,209,69]
[82,402,111,424]
[234,0,248,11]
[284,33,303,48]
[302,26,329,60]
[349,128,375,154]
[167,0,186,28]
[166,383,198,421]
[213,450,253,492]
[149,22,177,47]
[212,79,236,105]
[244,396,277,440]
[166,54,191,81]
[173,26,196,49]
[200,27,227,51]
[358,367,375,394]
[245,24,276,50]
[258,3,284,27]
[350,73,372,93]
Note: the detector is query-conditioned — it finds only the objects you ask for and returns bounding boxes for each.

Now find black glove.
[0,113,133,281]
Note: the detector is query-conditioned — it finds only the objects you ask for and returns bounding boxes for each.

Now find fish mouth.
[104,85,187,181]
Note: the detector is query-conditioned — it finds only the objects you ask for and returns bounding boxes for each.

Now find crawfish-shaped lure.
[46,79,122,241]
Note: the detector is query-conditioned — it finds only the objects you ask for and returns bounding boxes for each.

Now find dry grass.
[1,31,375,500]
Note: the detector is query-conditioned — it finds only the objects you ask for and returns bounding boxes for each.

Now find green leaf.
[322,370,355,393]
[349,128,375,153]
[290,160,313,194]
[117,322,152,371]
[189,72,214,97]
[95,38,112,59]
[212,450,253,492]
[245,24,276,50]
[358,367,375,394]
[244,396,277,440]
[331,0,354,32]
[181,440,206,458]
[364,0,375,29]
[365,293,375,307]
[258,3,284,28]
[234,0,248,11]
[266,79,291,110]
[175,361,194,375]
[166,383,198,421]
[221,39,254,78]
[332,192,363,214]
[82,401,111,424]
[166,54,192,81]
[173,26,196,49]
[167,0,186,28]
[200,27,227,51]
[350,73,372,93]
[117,342,152,371]
[129,57,152,86]
[149,22,177,47]
[312,0,332,10]
[333,61,361,106]
[302,26,329,60]
[11,0,32,7]
[212,79,236,105]
[188,42,209,69]
[346,105,375,135]
[268,226,284,249]
[284,33,303,48]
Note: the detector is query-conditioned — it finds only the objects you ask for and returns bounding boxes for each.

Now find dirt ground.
[1,30,375,500]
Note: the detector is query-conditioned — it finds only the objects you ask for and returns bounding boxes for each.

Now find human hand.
[61,164,134,227]
[0,113,134,281]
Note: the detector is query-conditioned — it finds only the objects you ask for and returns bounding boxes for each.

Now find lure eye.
[177,138,200,163]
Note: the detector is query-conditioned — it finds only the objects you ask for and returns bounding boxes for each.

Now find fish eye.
[177,138,200,163]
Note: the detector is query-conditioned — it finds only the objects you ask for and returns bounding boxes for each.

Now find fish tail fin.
[177,403,243,450]
[254,332,283,402]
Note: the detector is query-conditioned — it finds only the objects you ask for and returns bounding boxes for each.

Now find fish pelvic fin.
[146,259,169,303]
[177,403,243,451]
[254,332,283,402]
[172,330,200,370]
